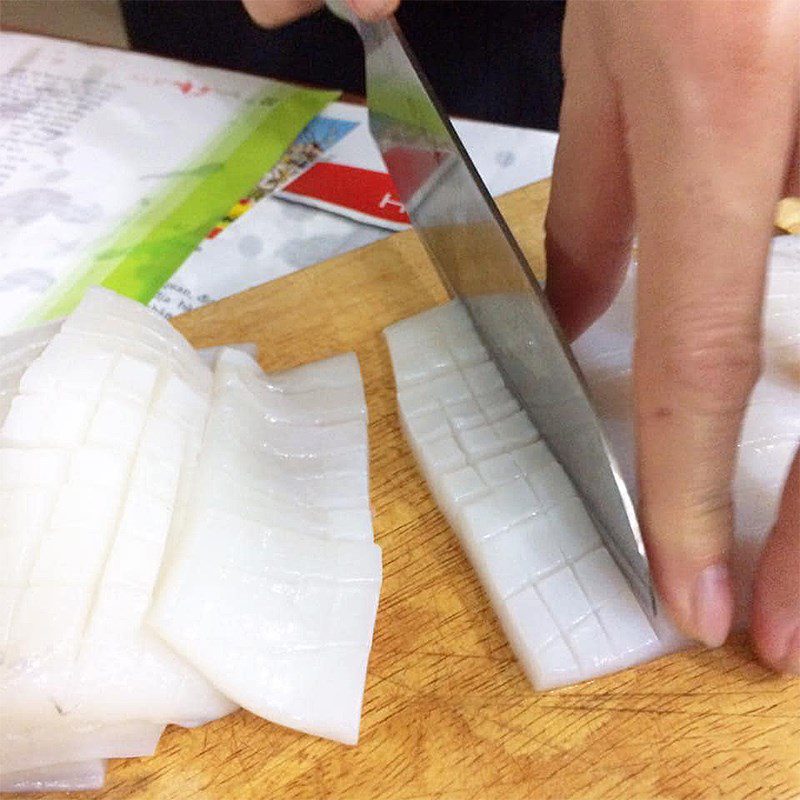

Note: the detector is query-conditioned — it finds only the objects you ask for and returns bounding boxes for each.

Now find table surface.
[34,180,799,800]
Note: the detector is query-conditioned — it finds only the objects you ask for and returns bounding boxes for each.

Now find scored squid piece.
[192,466,374,543]
[198,342,259,367]
[62,288,210,395]
[216,348,367,424]
[56,413,236,723]
[0,290,234,776]
[150,349,381,744]
[196,350,371,537]
[385,302,685,690]
[0,720,163,776]
[224,366,366,426]
[0,321,62,380]
[255,351,369,394]
[150,511,381,745]
[0,320,61,424]
[0,760,107,794]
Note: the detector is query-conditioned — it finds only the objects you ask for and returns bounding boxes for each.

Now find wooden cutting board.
[74,181,797,800]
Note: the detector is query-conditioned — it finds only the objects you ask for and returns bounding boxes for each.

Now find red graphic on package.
[279,162,410,228]
[380,145,450,201]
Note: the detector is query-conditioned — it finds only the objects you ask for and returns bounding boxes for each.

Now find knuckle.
[644,488,733,564]
[656,305,763,411]
[673,518,730,566]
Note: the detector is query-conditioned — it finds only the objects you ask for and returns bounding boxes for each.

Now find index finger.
[242,0,398,27]
[242,0,323,28]
[614,2,798,645]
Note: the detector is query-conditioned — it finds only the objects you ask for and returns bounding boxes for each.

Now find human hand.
[545,0,799,672]
[242,0,398,27]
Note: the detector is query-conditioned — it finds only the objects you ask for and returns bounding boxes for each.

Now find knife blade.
[329,2,655,614]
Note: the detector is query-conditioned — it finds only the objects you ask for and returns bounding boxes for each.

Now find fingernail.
[692,563,733,648]
[779,627,800,675]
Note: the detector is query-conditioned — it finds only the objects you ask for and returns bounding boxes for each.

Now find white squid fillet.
[384,303,678,689]
[0,289,234,779]
[0,321,61,425]
[0,322,62,379]
[150,349,381,745]
[194,350,371,536]
[199,342,259,367]
[62,289,210,396]
[384,236,798,689]
[0,760,106,793]
[0,720,163,775]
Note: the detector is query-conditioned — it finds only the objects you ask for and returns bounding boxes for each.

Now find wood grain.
[29,181,798,800]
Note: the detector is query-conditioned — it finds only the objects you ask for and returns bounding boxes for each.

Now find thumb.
[347,0,399,21]
[243,1,323,28]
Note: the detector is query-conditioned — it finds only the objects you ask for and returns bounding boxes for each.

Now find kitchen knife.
[329,1,656,614]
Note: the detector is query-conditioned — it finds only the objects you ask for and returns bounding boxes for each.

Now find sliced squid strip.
[201,423,369,512]
[0,290,232,779]
[0,720,163,775]
[2,292,383,775]
[385,303,684,690]
[193,467,373,542]
[199,342,259,367]
[259,352,366,394]
[205,401,368,476]
[208,352,369,524]
[0,760,106,794]
[0,321,61,425]
[68,288,206,374]
[0,320,62,372]
[222,368,366,427]
[150,349,380,744]
[61,289,210,395]
[198,358,370,516]
[150,511,381,745]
